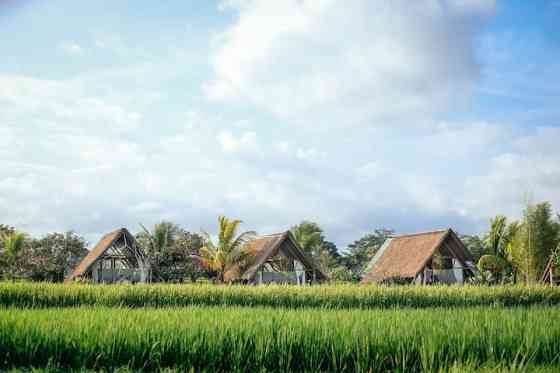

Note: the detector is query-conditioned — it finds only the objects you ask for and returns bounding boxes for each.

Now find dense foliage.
[290,221,342,275]
[2,283,560,309]
[471,203,560,284]
[0,229,87,282]
[136,222,206,282]
[341,228,394,279]
[193,216,256,282]
[1,306,559,372]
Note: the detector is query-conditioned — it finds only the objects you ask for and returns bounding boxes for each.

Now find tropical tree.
[170,230,206,282]
[485,215,509,258]
[137,222,207,282]
[194,216,256,282]
[459,234,488,264]
[554,244,560,268]
[0,231,26,281]
[478,216,520,283]
[291,221,344,277]
[510,202,560,283]
[290,221,324,256]
[137,222,181,282]
[26,231,88,282]
[342,228,394,279]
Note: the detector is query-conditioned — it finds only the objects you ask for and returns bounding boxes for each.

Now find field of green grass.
[2,306,560,372]
[1,283,560,372]
[2,282,560,308]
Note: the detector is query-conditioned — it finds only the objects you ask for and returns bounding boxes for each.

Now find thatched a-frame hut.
[224,231,327,284]
[65,228,150,284]
[541,253,559,285]
[361,229,476,285]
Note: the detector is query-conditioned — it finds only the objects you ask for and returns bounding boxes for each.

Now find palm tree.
[194,216,256,282]
[139,222,182,282]
[290,221,323,256]
[140,222,175,256]
[1,231,26,281]
[485,215,508,258]
[482,216,520,283]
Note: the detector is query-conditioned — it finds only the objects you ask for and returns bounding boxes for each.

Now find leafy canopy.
[196,216,256,282]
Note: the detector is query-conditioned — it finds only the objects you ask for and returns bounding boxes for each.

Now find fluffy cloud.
[0,74,142,134]
[205,0,495,126]
[3,0,559,250]
[463,127,560,220]
[58,41,85,56]
[218,130,258,153]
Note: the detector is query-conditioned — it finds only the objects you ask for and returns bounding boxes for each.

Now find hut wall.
[256,259,307,285]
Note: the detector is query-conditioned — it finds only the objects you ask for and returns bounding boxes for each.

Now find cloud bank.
[205,0,495,126]
[2,0,559,249]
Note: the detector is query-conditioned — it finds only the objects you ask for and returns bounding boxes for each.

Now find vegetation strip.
[1,283,560,309]
[1,306,559,372]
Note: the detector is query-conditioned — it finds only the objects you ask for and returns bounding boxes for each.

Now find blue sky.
[1,0,559,249]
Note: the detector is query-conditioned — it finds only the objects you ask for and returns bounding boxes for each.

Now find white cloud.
[58,41,85,56]
[205,0,494,126]
[0,74,142,134]
[218,130,258,153]
[463,127,560,220]
[3,1,559,250]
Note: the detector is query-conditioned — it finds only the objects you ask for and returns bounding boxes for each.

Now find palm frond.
[223,219,242,248]
[218,216,228,247]
[230,231,257,251]
[2,232,26,259]
[200,216,256,281]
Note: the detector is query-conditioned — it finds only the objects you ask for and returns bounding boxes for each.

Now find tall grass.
[1,282,559,308]
[0,306,559,372]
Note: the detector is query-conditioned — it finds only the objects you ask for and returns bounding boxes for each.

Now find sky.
[1,0,559,249]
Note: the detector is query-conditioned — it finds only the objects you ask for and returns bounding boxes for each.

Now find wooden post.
[111,258,115,283]
[551,267,554,286]
[99,260,103,284]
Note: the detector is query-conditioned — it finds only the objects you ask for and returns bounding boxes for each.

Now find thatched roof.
[65,228,137,282]
[224,231,327,282]
[361,229,474,283]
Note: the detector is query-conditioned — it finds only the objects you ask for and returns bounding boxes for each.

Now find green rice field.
[1,283,560,372]
[1,282,560,308]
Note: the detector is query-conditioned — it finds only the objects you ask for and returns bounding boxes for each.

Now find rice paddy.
[1,283,560,372]
[1,282,560,308]
[1,306,560,372]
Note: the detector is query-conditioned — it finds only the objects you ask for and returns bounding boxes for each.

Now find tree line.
[1,200,558,283]
[461,201,560,284]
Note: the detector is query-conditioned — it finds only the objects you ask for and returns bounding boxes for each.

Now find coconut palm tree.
[290,221,323,256]
[485,215,508,258]
[481,216,520,283]
[194,216,256,282]
[1,231,26,281]
[138,222,181,282]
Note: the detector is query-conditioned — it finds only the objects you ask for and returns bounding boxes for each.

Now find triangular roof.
[224,231,328,282]
[65,228,138,282]
[361,229,474,283]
